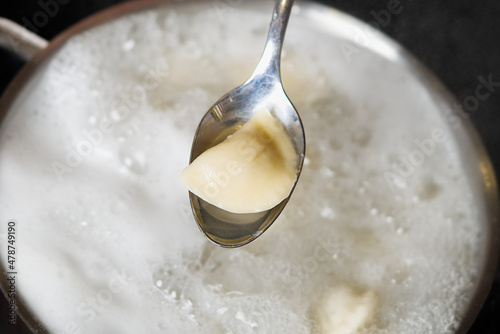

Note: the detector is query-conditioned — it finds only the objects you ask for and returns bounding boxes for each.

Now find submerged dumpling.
[312,285,378,334]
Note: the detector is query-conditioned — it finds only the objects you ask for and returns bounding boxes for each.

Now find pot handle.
[0,18,48,60]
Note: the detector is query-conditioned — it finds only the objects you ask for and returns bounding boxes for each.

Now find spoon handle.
[252,0,295,80]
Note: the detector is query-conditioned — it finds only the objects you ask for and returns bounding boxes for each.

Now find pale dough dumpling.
[312,285,378,334]
[180,109,297,213]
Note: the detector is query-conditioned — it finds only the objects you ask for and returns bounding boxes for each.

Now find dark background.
[0,0,498,333]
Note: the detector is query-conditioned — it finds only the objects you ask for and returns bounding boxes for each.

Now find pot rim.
[0,0,498,333]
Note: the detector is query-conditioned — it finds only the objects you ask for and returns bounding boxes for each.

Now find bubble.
[328,138,342,151]
[110,108,123,122]
[304,143,321,170]
[396,226,406,235]
[320,167,334,178]
[235,311,258,328]
[417,178,442,201]
[119,146,148,174]
[122,39,135,51]
[321,207,336,220]
[217,307,228,315]
[390,269,410,284]
[152,263,178,291]
[351,127,372,147]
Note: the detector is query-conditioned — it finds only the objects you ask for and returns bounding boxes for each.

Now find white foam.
[0,1,483,333]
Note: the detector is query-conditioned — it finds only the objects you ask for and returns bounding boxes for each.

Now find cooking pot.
[0,0,498,333]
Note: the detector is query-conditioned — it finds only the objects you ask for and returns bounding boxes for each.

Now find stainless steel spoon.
[187,0,305,248]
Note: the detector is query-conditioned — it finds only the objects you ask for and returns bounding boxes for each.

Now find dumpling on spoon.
[180,108,297,214]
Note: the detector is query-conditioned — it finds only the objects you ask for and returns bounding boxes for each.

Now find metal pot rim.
[0,1,498,333]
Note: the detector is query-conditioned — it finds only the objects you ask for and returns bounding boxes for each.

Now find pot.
[0,1,498,333]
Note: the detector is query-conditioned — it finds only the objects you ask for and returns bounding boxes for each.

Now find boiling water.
[0,1,483,333]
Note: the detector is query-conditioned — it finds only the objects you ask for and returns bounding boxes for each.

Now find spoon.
[187,0,305,248]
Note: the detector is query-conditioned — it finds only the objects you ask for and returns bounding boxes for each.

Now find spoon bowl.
[188,0,305,247]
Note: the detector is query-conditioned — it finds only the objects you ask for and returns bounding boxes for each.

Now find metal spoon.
[187,0,305,248]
